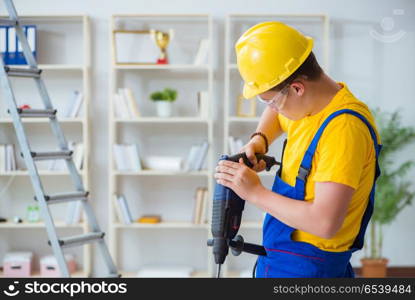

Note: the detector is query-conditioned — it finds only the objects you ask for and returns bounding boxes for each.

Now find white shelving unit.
[223,14,329,277]
[0,15,92,277]
[109,14,214,277]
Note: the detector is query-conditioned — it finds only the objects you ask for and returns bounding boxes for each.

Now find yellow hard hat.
[235,21,314,99]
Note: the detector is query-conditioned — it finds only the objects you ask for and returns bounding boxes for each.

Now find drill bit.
[216,264,222,278]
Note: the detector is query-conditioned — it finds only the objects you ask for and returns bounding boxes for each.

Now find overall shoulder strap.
[297,109,382,182]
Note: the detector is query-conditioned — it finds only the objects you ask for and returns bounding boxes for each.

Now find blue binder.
[1,25,37,65]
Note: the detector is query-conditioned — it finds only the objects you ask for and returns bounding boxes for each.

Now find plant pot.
[360,258,389,278]
[155,101,173,117]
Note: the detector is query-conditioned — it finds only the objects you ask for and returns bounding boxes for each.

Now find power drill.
[207,153,280,278]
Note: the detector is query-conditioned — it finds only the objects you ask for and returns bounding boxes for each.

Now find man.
[214,22,382,277]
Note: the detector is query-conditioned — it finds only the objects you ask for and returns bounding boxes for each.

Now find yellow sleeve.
[313,114,373,189]
[278,113,289,132]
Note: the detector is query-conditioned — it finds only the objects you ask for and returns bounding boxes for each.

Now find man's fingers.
[245,148,257,165]
[215,172,233,181]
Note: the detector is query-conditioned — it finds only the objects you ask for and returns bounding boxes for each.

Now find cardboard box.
[3,252,33,277]
[40,254,77,277]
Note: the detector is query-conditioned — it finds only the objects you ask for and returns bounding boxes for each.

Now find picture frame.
[236,94,256,117]
[112,30,160,65]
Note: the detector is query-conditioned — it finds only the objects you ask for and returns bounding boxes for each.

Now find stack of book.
[64,91,84,118]
[228,136,244,155]
[0,144,17,172]
[183,140,209,172]
[48,142,83,171]
[113,88,141,119]
[192,187,208,224]
[113,194,134,225]
[113,143,142,171]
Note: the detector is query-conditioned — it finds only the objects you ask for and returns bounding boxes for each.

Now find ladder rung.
[4,66,42,78]
[14,108,57,118]
[49,232,105,248]
[0,18,17,26]
[28,150,72,161]
[35,191,89,205]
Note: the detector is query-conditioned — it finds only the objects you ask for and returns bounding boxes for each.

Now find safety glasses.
[256,84,290,110]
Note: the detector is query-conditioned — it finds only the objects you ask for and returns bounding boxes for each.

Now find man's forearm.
[250,186,333,239]
[254,106,283,148]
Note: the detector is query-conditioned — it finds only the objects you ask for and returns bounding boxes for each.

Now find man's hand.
[214,157,265,202]
[237,136,267,172]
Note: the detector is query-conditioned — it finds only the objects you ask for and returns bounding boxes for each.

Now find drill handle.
[226,152,280,171]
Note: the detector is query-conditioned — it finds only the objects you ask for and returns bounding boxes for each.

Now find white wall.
[4,0,414,275]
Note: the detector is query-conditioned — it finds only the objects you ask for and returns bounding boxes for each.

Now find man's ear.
[290,81,305,96]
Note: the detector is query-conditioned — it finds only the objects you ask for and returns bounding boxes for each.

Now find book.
[197,91,209,119]
[192,187,205,224]
[113,144,126,171]
[65,91,83,118]
[8,27,16,65]
[127,144,142,171]
[194,141,209,171]
[5,144,12,171]
[0,26,6,62]
[117,195,133,225]
[144,156,183,171]
[122,88,140,118]
[193,39,209,65]
[0,145,5,172]
[115,89,131,119]
[183,145,199,172]
[113,144,142,171]
[199,188,208,224]
[112,194,123,223]
[73,143,84,170]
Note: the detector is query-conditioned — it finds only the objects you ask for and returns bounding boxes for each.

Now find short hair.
[272,51,323,91]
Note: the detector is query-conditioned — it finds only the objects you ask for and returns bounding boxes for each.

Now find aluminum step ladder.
[0,0,118,277]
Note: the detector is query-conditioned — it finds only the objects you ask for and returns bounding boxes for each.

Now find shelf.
[6,64,85,71]
[0,221,85,229]
[114,64,209,70]
[0,118,84,124]
[0,170,85,176]
[120,269,209,278]
[228,116,261,123]
[0,270,88,278]
[114,170,210,176]
[10,14,87,20]
[115,117,209,124]
[113,222,209,229]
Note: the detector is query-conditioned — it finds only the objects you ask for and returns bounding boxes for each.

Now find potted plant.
[361,109,415,277]
[150,88,177,117]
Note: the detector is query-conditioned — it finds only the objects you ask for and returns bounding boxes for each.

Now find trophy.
[151,29,174,64]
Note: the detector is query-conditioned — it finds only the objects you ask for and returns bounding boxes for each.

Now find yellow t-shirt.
[276,83,380,252]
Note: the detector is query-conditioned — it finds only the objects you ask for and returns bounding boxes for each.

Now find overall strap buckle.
[297,165,310,182]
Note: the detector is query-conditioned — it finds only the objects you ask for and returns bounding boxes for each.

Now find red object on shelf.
[19,104,31,110]
[157,58,168,64]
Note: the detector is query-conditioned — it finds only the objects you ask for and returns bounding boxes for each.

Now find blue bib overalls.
[255,109,382,278]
